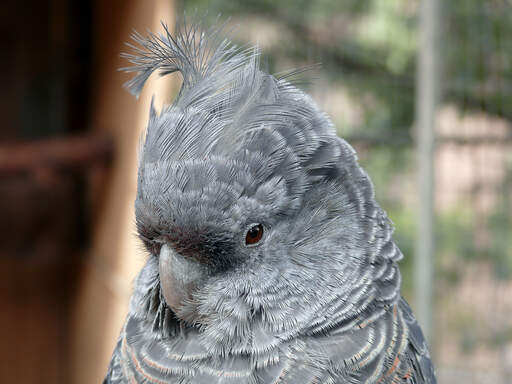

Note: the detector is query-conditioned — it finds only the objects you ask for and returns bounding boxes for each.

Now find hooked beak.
[159,244,207,318]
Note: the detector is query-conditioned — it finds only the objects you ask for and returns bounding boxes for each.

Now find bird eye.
[245,224,264,245]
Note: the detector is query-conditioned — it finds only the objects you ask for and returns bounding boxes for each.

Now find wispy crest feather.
[121,19,319,169]
[121,18,251,98]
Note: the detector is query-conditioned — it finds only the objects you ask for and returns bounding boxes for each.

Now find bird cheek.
[158,244,207,318]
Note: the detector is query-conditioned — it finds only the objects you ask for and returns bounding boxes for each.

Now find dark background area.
[0,1,93,382]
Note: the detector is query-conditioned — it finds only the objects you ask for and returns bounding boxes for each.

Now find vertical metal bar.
[415,0,440,343]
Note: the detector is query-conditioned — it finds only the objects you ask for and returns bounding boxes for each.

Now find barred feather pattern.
[104,19,436,384]
[105,284,434,384]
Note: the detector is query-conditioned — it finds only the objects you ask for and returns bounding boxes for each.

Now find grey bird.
[104,20,437,384]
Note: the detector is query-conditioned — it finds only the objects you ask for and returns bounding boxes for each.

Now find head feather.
[121,18,250,98]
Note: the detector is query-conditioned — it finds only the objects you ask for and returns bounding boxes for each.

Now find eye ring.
[245,223,264,246]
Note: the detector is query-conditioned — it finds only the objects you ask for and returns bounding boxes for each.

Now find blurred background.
[0,0,510,383]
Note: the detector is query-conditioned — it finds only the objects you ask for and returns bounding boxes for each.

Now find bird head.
[123,21,402,346]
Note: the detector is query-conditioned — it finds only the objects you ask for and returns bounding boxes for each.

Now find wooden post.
[70,1,175,383]
[415,0,440,343]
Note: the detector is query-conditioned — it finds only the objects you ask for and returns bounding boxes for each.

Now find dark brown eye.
[245,224,264,245]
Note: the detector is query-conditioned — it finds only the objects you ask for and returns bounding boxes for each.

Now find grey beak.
[158,244,207,319]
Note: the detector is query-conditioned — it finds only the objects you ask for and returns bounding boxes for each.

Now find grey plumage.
[105,19,436,383]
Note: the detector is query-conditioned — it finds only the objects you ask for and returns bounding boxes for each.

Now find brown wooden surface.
[70,1,175,383]
[0,134,113,175]
[0,258,80,383]
[0,0,175,382]
[0,140,110,383]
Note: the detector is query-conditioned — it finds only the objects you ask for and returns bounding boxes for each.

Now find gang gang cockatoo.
[104,19,437,384]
